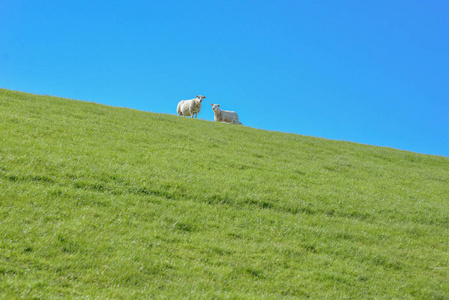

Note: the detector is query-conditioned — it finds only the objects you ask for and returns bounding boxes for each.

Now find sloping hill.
[1,88,448,298]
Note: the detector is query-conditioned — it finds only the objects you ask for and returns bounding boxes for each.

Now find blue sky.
[2,0,448,157]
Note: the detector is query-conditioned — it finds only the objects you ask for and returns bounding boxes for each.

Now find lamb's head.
[196,95,206,102]
[211,103,221,112]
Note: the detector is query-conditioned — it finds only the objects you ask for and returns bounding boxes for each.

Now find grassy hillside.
[1,88,448,299]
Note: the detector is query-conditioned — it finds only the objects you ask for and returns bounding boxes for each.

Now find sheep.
[177,95,206,118]
[210,104,243,125]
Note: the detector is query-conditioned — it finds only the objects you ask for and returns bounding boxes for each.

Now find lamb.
[177,95,206,118]
[210,104,243,125]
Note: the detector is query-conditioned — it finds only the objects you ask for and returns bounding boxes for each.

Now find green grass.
[1,88,448,299]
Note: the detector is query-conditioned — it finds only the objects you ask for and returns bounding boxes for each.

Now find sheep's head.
[196,95,206,102]
[211,104,221,112]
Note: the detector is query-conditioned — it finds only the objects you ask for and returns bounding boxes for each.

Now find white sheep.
[177,95,206,118]
[211,104,243,125]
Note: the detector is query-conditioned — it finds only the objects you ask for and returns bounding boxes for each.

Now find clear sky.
[2,0,448,157]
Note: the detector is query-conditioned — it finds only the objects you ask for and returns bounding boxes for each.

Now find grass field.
[1,88,448,298]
